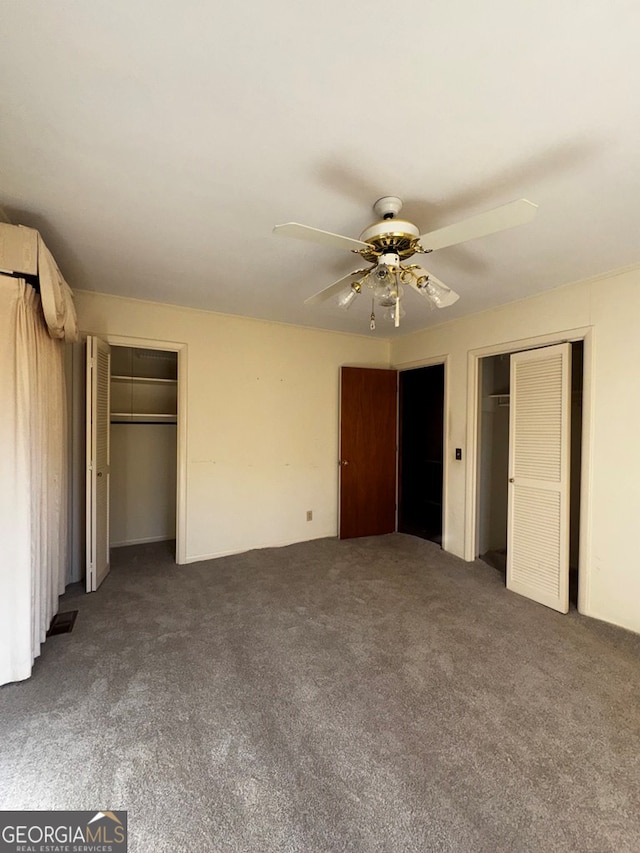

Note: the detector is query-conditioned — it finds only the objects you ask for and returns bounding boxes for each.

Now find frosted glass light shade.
[375,281,403,307]
[383,301,405,322]
[337,286,360,309]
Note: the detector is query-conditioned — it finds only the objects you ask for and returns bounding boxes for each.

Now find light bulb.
[424,280,459,307]
[376,281,403,307]
[373,264,392,283]
[364,263,393,293]
[383,301,406,323]
[337,286,360,310]
[424,282,442,307]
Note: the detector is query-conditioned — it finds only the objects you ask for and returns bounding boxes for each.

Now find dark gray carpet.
[1,535,639,852]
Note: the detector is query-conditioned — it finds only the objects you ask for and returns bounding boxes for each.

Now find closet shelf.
[487,391,582,397]
[111,412,177,423]
[487,392,510,407]
[111,375,177,384]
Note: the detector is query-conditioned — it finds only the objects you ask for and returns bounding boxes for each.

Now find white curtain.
[0,275,69,685]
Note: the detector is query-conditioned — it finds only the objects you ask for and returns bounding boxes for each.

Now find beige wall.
[391,265,640,635]
[75,268,640,635]
[74,291,389,562]
[110,423,177,546]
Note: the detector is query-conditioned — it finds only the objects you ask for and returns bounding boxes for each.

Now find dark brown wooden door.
[339,366,398,539]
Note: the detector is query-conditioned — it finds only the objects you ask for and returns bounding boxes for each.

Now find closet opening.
[109,345,178,555]
[476,341,583,608]
[398,363,445,545]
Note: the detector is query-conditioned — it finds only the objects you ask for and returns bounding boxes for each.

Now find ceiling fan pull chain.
[370,299,376,331]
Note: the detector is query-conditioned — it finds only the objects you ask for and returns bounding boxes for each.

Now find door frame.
[104,334,188,565]
[465,326,593,615]
[393,354,450,550]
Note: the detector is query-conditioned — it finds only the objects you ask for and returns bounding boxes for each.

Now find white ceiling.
[1,0,639,336]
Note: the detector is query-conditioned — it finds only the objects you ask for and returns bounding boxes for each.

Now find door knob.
[509,477,515,483]
[97,472,103,478]
[340,459,349,466]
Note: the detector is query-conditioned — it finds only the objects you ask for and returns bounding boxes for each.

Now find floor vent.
[46,610,78,637]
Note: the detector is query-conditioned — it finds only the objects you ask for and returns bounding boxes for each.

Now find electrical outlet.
[306,510,313,522]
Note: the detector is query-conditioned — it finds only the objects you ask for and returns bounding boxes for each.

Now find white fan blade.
[407,269,460,308]
[274,222,371,252]
[419,199,538,252]
[304,270,366,306]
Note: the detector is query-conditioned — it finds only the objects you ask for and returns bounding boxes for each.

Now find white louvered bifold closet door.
[507,343,571,613]
[86,335,111,592]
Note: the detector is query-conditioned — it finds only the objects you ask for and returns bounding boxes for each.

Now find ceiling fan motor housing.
[358,219,420,263]
[354,195,421,261]
[376,251,400,271]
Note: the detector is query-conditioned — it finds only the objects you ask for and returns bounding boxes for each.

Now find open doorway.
[109,346,178,550]
[476,341,583,607]
[398,363,444,545]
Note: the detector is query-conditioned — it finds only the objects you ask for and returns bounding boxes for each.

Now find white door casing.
[86,335,111,591]
[507,343,571,613]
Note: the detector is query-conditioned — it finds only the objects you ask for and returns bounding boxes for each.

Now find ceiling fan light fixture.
[337,283,361,310]
[424,281,442,305]
[375,280,403,307]
[369,263,393,284]
[363,253,401,301]
[383,300,405,324]
[277,194,533,331]
[423,279,460,308]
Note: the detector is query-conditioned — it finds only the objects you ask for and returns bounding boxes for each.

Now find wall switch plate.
[306,510,313,521]
[455,448,462,460]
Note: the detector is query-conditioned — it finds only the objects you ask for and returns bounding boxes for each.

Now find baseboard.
[183,531,335,564]
[111,535,174,548]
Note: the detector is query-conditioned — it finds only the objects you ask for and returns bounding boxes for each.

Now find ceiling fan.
[274,196,538,330]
